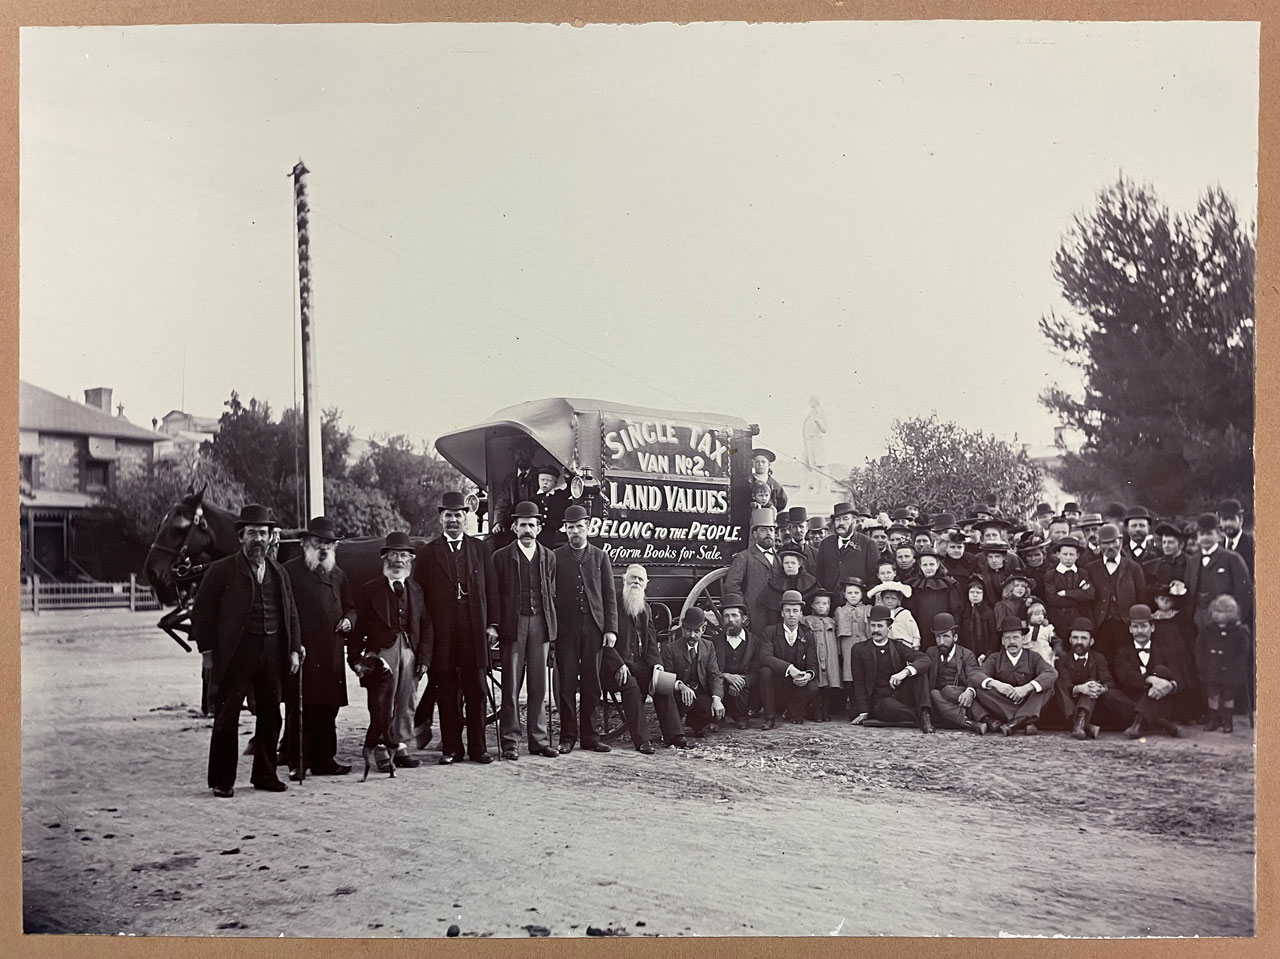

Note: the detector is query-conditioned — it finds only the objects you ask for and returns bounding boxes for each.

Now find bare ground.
[20,610,1255,938]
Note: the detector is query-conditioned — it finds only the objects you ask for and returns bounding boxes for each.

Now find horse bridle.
[152,505,211,586]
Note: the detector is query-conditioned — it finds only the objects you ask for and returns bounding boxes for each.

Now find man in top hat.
[350,531,432,771]
[712,592,772,729]
[757,590,821,727]
[724,507,780,632]
[281,516,357,778]
[490,435,541,548]
[487,501,560,759]
[1054,617,1134,739]
[971,616,1057,735]
[1184,513,1253,629]
[1033,502,1055,531]
[1217,499,1254,577]
[816,503,882,603]
[660,607,725,737]
[192,504,303,798]
[748,447,788,513]
[1086,523,1148,662]
[924,613,986,734]
[1122,506,1156,564]
[1111,604,1184,738]
[532,464,571,550]
[553,504,618,754]
[1062,502,1083,525]
[600,564,686,751]
[849,605,933,732]
[416,491,495,766]
[1041,537,1096,639]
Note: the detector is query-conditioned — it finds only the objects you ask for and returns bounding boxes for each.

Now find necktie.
[392,580,406,634]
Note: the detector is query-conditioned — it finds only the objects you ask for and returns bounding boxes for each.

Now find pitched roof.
[19,380,167,443]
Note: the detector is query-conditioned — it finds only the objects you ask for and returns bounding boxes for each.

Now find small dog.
[354,654,398,782]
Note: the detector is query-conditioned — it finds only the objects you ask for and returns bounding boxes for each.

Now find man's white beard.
[622,584,646,619]
[383,561,409,580]
[304,544,336,574]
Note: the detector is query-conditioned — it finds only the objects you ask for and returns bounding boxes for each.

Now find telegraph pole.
[290,159,324,519]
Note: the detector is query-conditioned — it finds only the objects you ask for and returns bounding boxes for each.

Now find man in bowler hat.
[553,505,618,753]
[849,605,933,733]
[661,607,725,737]
[191,504,302,798]
[417,491,495,765]
[487,501,560,759]
[816,503,882,602]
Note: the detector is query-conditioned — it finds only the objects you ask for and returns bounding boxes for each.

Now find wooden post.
[290,159,324,520]
[32,573,40,615]
[129,572,137,612]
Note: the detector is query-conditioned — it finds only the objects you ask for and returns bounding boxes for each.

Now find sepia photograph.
[17,16,1258,939]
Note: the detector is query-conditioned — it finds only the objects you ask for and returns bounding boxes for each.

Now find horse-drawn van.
[434,397,759,635]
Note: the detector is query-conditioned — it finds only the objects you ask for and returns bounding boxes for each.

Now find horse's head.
[143,485,219,605]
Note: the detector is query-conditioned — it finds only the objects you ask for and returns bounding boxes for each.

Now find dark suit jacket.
[601,604,661,678]
[661,636,725,699]
[1041,565,1097,636]
[758,623,819,677]
[973,649,1057,692]
[1111,637,1184,701]
[926,643,980,692]
[487,540,559,644]
[1184,547,1254,620]
[724,544,778,629]
[1122,536,1156,566]
[415,535,493,671]
[191,551,302,684]
[553,543,618,635]
[1221,531,1254,576]
[848,639,930,716]
[491,468,538,531]
[1054,649,1116,700]
[1087,553,1147,625]
[712,630,768,678]
[282,557,357,707]
[350,575,432,670]
[815,532,881,596]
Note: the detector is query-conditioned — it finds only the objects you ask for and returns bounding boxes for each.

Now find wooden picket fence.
[20,574,163,614]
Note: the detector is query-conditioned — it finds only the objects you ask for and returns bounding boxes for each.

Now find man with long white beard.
[599,565,686,752]
[350,532,432,772]
[280,517,357,777]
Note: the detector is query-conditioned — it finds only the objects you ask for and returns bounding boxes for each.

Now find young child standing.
[993,574,1033,627]
[835,577,870,717]
[960,575,998,661]
[805,590,841,720]
[1152,583,1201,722]
[867,581,920,649]
[1020,599,1059,667]
[1196,594,1252,733]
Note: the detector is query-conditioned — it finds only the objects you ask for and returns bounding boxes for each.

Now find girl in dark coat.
[911,550,961,651]
[960,576,998,661]
[1196,594,1252,733]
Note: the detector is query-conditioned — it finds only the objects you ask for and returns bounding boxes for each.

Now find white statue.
[802,395,828,494]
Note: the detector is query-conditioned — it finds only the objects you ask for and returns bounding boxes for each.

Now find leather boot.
[1124,717,1144,739]
[1221,709,1234,733]
[1205,709,1221,732]
[1071,708,1088,740]
[919,708,935,734]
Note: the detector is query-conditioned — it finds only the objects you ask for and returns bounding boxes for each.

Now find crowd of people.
[189,483,1255,799]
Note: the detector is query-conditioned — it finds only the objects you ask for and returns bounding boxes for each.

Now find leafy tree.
[349,436,468,539]
[1040,176,1255,515]
[99,456,246,549]
[847,416,1044,519]
[322,477,406,537]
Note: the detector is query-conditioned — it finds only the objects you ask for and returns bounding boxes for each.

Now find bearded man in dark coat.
[281,517,357,777]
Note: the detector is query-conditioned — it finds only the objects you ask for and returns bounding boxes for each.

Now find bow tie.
[1135,645,1150,653]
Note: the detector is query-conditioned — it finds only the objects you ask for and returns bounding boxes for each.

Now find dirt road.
[20,610,1255,938]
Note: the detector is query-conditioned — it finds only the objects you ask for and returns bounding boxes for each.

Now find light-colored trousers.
[375,633,418,752]
[500,614,551,752]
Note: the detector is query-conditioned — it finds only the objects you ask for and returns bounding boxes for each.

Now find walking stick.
[296,649,305,783]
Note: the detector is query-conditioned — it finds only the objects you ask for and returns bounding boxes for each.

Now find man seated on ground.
[712,593,772,730]
[660,607,725,738]
[924,613,986,734]
[1112,604,1184,739]
[757,590,820,727]
[971,615,1056,735]
[599,564,687,752]
[1053,617,1134,739]
[849,605,934,733]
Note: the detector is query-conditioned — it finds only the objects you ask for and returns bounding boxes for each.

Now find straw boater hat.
[867,581,913,600]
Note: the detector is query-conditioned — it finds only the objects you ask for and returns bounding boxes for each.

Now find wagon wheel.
[599,688,628,742]
[679,567,730,633]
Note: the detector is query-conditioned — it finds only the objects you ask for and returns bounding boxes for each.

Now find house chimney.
[84,387,113,412]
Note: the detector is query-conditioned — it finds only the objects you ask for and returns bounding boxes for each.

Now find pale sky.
[19,20,1259,469]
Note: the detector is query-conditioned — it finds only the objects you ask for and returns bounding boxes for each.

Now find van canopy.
[434,397,751,489]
